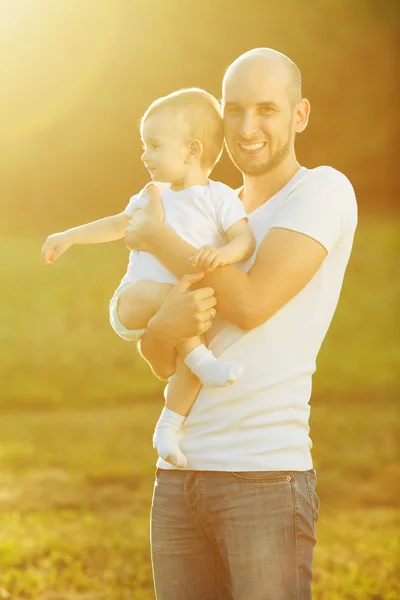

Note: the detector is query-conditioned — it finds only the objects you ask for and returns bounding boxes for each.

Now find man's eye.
[225,107,241,116]
[259,107,274,116]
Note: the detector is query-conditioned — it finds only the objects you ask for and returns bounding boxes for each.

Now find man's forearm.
[145,225,255,329]
[137,316,177,381]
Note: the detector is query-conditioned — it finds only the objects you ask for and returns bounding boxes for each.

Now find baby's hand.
[189,246,224,272]
[41,232,72,264]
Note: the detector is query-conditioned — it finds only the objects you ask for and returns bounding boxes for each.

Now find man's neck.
[240,156,302,214]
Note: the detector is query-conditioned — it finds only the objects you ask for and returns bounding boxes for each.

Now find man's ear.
[187,139,203,163]
[294,98,310,133]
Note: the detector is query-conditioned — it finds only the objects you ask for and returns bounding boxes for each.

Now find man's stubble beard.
[225,122,294,177]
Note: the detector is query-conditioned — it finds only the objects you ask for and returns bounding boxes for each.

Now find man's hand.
[124,183,165,251]
[41,232,73,264]
[189,245,225,272]
[139,270,218,380]
[148,271,217,345]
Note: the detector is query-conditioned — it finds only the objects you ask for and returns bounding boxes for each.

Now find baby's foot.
[153,407,187,469]
[153,427,187,469]
[185,346,244,387]
[196,358,244,387]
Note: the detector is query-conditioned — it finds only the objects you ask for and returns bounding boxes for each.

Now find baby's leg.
[177,335,244,387]
[110,280,173,341]
[117,280,173,331]
[111,281,243,385]
[153,355,202,468]
[153,334,244,468]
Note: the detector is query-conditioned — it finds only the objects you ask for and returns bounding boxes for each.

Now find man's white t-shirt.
[121,181,248,287]
[156,166,358,472]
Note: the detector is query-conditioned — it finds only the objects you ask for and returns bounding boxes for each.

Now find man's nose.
[239,112,259,139]
[141,150,149,162]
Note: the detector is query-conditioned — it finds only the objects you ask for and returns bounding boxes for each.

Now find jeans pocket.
[229,471,292,483]
[305,474,320,522]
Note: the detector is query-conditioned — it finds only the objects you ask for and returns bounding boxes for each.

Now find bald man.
[123,49,358,599]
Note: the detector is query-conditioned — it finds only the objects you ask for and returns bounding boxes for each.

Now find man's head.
[222,48,310,177]
[140,88,224,184]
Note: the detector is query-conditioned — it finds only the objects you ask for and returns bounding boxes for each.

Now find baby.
[41,88,255,468]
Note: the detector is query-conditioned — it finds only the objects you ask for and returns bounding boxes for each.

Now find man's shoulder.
[291,166,358,231]
[304,166,354,193]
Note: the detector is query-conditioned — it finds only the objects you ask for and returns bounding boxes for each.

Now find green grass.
[0,398,398,598]
[1,218,399,408]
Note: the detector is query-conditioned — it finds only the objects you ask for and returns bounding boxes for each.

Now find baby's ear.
[187,139,203,162]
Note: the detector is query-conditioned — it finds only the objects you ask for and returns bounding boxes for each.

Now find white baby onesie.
[119,180,248,288]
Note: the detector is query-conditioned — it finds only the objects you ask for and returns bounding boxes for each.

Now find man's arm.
[126,220,327,330]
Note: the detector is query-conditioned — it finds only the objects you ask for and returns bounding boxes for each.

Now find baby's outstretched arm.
[189,218,256,272]
[41,212,130,264]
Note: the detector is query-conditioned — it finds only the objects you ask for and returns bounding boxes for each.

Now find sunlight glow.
[1,0,121,141]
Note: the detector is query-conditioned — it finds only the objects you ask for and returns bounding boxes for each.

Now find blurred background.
[0,0,399,598]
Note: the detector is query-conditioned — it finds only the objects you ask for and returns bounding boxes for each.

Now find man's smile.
[237,142,267,154]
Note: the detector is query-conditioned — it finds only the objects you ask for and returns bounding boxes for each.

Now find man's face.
[222,60,296,176]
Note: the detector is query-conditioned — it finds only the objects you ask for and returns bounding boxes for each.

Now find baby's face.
[141,111,189,183]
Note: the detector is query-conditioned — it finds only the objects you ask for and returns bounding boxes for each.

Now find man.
[123,48,357,599]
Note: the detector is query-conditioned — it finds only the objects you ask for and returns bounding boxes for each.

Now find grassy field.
[0,219,399,598]
[0,399,399,599]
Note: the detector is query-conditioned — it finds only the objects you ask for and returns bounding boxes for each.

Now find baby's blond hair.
[140,88,224,170]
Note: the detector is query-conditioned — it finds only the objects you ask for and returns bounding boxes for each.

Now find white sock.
[153,407,187,468]
[184,345,244,387]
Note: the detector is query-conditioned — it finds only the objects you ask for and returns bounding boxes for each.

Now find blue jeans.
[150,468,320,600]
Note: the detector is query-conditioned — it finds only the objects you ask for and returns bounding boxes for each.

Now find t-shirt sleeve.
[213,184,248,233]
[270,168,357,253]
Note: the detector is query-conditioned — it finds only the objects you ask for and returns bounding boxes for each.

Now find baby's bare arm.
[189,219,256,272]
[219,218,256,264]
[41,212,130,264]
[65,212,130,245]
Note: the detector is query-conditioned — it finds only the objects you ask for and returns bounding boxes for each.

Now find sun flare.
[1,0,120,141]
